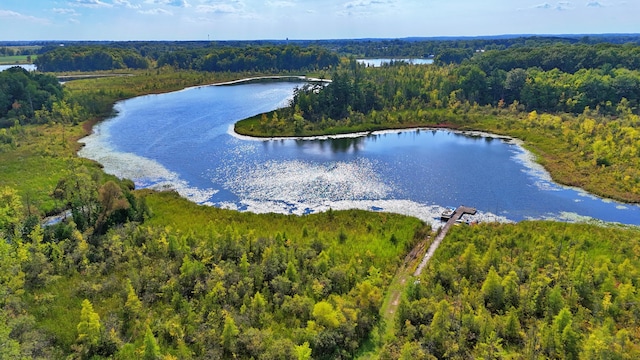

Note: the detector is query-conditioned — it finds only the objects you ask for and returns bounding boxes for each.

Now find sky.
[1,0,639,41]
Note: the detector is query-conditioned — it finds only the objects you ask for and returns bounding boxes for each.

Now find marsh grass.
[144,190,425,271]
[0,123,94,214]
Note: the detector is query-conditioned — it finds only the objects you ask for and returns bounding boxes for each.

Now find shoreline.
[81,113,640,228]
[77,75,640,209]
[228,124,629,204]
[229,123,514,143]
[182,75,330,92]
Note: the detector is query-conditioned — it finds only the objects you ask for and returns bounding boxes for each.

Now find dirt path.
[355,233,432,359]
[381,234,431,323]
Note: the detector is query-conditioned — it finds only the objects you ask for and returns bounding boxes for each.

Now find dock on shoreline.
[413,206,477,277]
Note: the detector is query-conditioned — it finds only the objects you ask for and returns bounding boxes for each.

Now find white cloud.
[114,0,142,9]
[0,9,50,24]
[71,0,114,8]
[145,0,190,7]
[139,8,174,14]
[267,1,296,7]
[344,0,392,9]
[52,8,80,15]
[586,1,604,7]
[534,1,573,10]
[197,4,242,14]
[557,1,573,10]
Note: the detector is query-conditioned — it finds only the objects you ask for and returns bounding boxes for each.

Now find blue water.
[0,64,37,72]
[79,81,640,227]
[357,59,434,67]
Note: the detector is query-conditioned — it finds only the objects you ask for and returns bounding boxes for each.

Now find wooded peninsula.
[1,37,640,359]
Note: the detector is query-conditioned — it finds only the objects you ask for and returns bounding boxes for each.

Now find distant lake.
[0,64,37,72]
[357,58,434,67]
[79,81,640,227]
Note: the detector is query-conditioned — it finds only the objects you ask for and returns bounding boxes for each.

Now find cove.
[79,81,640,227]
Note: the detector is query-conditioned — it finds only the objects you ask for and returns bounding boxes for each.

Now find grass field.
[0,123,94,215]
[0,55,36,65]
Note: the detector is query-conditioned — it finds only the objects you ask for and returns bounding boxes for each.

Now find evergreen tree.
[481,267,505,313]
[143,326,162,360]
[221,311,240,355]
[76,299,102,357]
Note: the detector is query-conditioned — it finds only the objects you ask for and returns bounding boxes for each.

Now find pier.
[413,206,476,277]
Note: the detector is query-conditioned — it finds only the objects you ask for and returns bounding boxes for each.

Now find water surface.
[357,59,433,67]
[0,64,37,72]
[79,81,640,227]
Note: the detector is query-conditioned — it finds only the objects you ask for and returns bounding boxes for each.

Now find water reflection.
[79,81,640,227]
[301,137,365,154]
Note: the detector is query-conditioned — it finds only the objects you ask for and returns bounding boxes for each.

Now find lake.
[357,59,434,67]
[0,64,37,72]
[79,81,640,227]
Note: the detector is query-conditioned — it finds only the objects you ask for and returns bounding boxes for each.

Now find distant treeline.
[34,46,150,72]
[156,45,340,72]
[0,47,39,57]
[469,43,640,73]
[34,44,338,73]
[30,35,640,72]
[333,36,579,59]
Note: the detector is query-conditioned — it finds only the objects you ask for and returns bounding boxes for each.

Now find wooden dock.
[413,206,476,277]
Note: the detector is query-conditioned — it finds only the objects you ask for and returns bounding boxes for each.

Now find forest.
[0,67,63,128]
[383,221,640,359]
[1,174,426,359]
[156,46,339,73]
[34,47,150,72]
[469,43,640,73]
[2,36,640,359]
[34,44,339,74]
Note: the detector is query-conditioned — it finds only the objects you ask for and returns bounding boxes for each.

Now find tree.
[502,308,522,345]
[123,279,143,336]
[399,341,431,360]
[250,291,267,326]
[428,299,454,358]
[475,331,506,360]
[143,326,162,360]
[221,311,240,355]
[481,267,504,313]
[312,301,343,329]
[53,166,100,231]
[0,186,23,239]
[504,68,527,102]
[0,310,22,360]
[96,180,129,232]
[459,243,480,281]
[294,341,313,360]
[552,308,580,360]
[77,299,102,357]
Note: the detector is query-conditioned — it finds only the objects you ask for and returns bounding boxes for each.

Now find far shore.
[73,73,640,206]
[229,123,514,144]
[214,75,330,86]
[80,74,331,137]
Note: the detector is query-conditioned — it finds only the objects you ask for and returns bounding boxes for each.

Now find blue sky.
[1,0,638,41]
